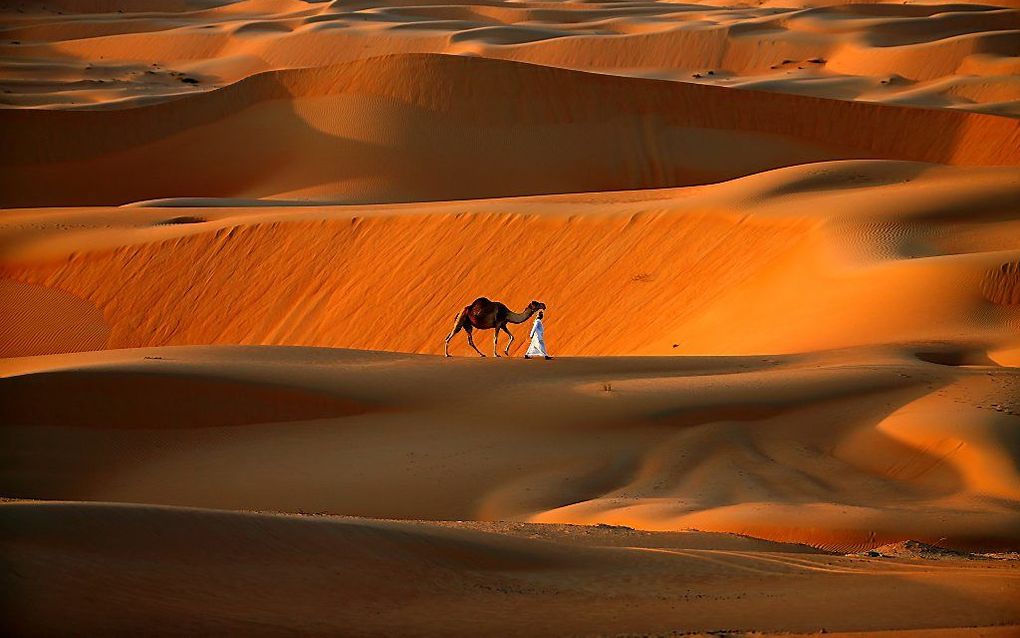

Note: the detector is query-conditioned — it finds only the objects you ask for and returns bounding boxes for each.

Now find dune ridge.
[3,0,1018,116]
[3,53,1019,207]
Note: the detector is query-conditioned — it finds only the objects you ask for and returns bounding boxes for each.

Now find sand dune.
[3,2,1020,635]
[3,500,1018,636]
[2,0,1018,115]
[2,160,1017,357]
[2,344,1018,553]
[3,53,1019,207]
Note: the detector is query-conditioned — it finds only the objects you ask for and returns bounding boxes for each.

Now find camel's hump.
[468,297,494,319]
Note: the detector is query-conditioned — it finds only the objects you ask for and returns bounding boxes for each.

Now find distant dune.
[3,0,1018,116]
[3,54,1019,207]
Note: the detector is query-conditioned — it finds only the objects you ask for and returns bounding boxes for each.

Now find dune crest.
[3,0,1018,116]
[3,53,1020,207]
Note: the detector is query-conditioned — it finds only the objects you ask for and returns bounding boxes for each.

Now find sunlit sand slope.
[2,161,1017,357]
[2,1,1017,116]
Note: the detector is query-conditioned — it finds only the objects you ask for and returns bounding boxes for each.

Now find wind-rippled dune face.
[2,161,1018,356]
[2,2,1020,636]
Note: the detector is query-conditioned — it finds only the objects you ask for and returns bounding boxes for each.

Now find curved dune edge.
[3,344,1017,553]
[531,502,1020,555]
[2,161,1018,358]
[3,54,1020,207]
[3,0,1018,118]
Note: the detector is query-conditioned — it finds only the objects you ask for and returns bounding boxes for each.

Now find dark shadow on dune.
[156,215,208,225]
[0,74,387,206]
[4,501,1014,635]
[0,69,297,165]
[0,369,367,428]
[915,349,998,366]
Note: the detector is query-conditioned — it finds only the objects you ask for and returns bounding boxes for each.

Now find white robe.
[525,317,548,357]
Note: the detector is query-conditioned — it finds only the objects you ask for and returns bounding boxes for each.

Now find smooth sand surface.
[2,500,1018,636]
[2,1,1019,635]
[2,344,1019,553]
[2,53,1019,207]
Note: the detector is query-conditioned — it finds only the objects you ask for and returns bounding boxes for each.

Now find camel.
[444,297,546,358]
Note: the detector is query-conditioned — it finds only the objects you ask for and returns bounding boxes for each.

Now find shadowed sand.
[2,500,1018,636]
[2,53,1019,207]
[3,344,1018,553]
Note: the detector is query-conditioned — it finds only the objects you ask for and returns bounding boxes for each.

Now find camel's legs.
[465,327,485,357]
[501,325,514,356]
[444,311,467,357]
[493,326,501,357]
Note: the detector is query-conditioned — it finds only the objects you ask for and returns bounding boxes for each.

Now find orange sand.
[2,161,1017,357]
[3,0,1018,116]
[2,1,1019,635]
[3,54,1019,207]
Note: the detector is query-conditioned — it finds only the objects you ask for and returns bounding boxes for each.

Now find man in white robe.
[524,310,552,359]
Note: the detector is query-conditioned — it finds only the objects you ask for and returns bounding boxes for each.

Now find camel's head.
[528,300,547,313]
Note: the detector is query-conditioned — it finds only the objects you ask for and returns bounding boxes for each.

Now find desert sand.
[2,0,1019,636]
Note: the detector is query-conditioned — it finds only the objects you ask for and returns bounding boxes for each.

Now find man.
[524,310,552,360]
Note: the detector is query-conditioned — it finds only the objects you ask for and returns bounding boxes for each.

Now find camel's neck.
[506,307,537,324]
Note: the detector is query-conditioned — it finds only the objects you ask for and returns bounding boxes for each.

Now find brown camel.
[444,297,546,357]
